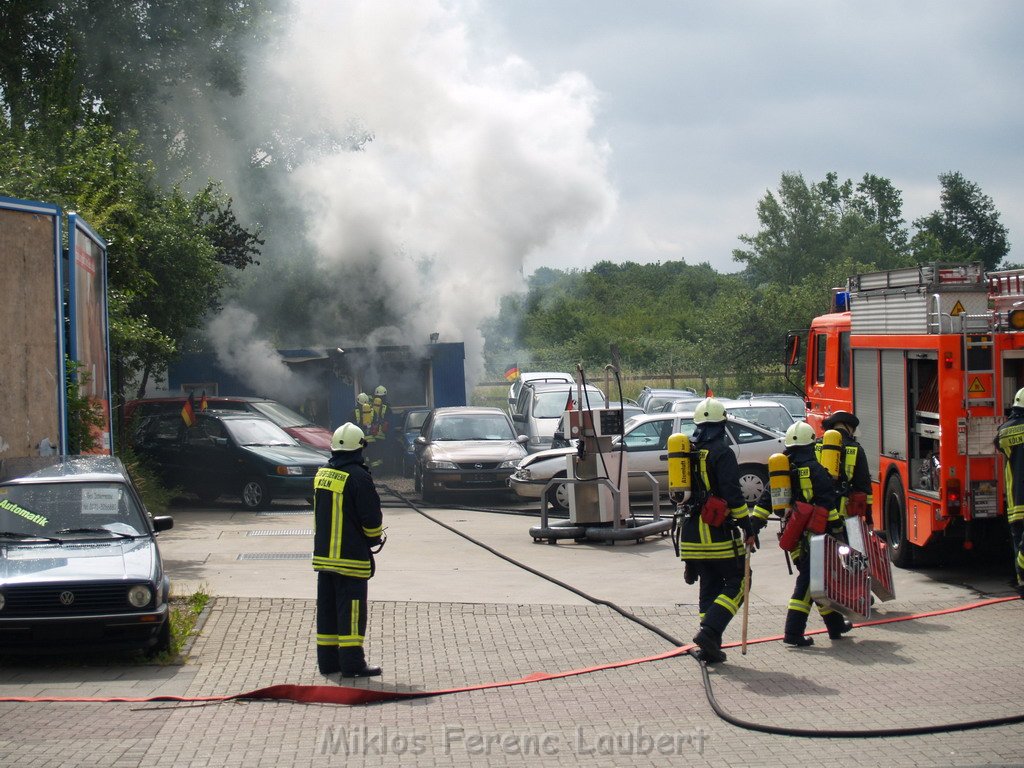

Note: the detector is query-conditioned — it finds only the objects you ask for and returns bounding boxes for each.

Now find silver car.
[508,412,784,511]
[670,397,794,434]
[414,407,528,502]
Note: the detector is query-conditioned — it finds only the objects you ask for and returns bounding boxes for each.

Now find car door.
[185,415,237,494]
[620,417,677,493]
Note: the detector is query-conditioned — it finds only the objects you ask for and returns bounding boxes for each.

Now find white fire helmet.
[1014,387,1024,408]
[784,420,816,447]
[356,393,370,405]
[692,397,727,424]
[331,422,367,452]
[374,385,388,397]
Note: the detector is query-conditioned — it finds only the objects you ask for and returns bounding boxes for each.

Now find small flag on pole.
[200,391,209,411]
[181,392,197,427]
[705,386,714,397]
[504,364,520,382]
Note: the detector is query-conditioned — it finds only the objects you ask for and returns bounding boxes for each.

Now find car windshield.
[0,481,147,539]
[432,415,515,441]
[224,418,297,446]
[730,406,793,432]
[534,389,603,418]
[405,411,428,431]
[250,401,313,428]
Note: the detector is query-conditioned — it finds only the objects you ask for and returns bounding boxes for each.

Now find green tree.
[911,171,1009,270]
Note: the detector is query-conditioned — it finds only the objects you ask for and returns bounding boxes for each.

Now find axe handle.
[741,544,752,655]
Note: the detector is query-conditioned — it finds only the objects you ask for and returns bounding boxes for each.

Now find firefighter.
[782,420,853,646]
[995,387,1024,598]
[354,393,374,432]
[313,422,385,677]
[679,397,763,664]
[371,385,393,471]
[821,410,874,526]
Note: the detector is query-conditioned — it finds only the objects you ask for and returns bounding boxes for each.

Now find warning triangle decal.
[968,377,986,394]
[950,300,966,316]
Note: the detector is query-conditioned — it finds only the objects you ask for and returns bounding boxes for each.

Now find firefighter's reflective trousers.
[316,571,369,674]
[1011,520,1024,590]
[784,551,848,639]
[695,556,747,641]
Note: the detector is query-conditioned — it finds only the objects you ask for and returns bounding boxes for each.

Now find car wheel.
[884,472,916,568]
[147,618,172,657]
[545,472,569,512]
[737,464,768,505]
[241,477,272,510]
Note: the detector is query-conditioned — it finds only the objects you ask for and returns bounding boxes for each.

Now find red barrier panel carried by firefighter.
[809,533,872,620]
[845,515,896,602]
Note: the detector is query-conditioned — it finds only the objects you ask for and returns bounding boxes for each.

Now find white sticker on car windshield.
[82,488,120,515]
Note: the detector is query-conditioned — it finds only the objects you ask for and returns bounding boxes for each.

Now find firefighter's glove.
[369,532,387,553]
[683,561,697,585]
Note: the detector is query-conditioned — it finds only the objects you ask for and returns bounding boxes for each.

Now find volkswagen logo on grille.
[59,591,75,606]
[474,463,483,469]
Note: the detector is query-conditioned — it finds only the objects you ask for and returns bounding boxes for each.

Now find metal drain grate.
[236,552,310,561]
[255,509,312,516]
[246,529,314,537]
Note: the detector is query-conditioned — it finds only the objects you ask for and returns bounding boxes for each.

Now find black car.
[395,407,431,478]
[0,456,174,654]
[132,410,327,509]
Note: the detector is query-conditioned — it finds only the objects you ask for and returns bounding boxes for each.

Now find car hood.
[284,426,333,451]
[239,444,327,465]
[426,441,527,463]
[0,538,158,585]
[519,446,577,468]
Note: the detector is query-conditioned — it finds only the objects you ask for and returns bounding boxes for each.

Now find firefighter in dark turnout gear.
[995,387,1024,599]
[782,421,853,646]
[679,398,764,664]
[313,422,385,677]
[820,410,874,526]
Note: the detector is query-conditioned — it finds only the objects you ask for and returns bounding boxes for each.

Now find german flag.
[181,392,197,427]
[200,391,209,411]
[504,364,520,382]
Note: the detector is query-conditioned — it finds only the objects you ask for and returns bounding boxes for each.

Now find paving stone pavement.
[2,486,1024,766]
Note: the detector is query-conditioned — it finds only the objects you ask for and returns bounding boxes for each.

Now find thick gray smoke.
[210,0,615,389]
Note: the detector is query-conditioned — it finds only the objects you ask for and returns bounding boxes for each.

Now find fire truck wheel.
[546,473,569,512]
[884,473,915,568]
[737,464,769,505]
[241,477,273,510]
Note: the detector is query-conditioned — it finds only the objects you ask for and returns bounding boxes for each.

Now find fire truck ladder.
[960,312,998,520]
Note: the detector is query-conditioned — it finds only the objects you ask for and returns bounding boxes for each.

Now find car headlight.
[276,465,304,476]
[128,585,153,608]
[499,460,519,469]
[426,460,458,470]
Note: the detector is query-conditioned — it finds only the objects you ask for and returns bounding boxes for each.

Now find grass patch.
[148,588,211,665]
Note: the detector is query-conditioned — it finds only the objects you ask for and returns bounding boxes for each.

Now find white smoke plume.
[214,0,615,389]
[207,305,314,402]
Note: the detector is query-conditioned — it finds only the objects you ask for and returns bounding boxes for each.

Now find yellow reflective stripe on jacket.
[362,524,383,538]
[679,541,741,559]
[1006,463,1024,521]
[312,556,373,577]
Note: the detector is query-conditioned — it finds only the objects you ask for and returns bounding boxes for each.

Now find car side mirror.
[415,435,428,446]
[516,434,529,445]
[511,413,525,423]
[152,516,174,532]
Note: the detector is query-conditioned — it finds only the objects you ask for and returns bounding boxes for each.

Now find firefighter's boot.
[824,612,853,639]
[339,648,383,678]
[693,626,727,664]
[783,608,813,647]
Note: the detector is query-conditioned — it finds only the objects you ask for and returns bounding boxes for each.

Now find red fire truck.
[786,263,1024,567]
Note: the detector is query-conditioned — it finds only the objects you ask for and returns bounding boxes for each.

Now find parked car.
[414,407,528,502]
[509,411,784,511]
[395,407,431,477]
[507,371,575,414]
[510,381,608,453]
[125,396,333,452]
[735,391,807,420]
[670,397,794,433]
[132,410,327,509]
[635,387,700,414]
[0,456,174,655]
